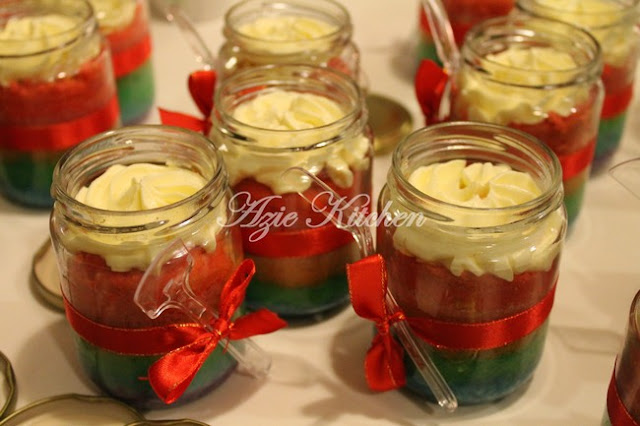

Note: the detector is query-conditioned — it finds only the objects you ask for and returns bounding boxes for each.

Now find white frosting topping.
[65,163,225,272]
[456,45,589,125]
[532,0,636,67]
[236,15,337,54]
[89,0,137,32]
[214,90,370,194]
[75,163,206,210]
[392,160,564,281]
[0,14,100,84]
[238,15,337,41]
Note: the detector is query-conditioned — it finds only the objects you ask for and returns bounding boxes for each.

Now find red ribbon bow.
[346,254,557,392]
[158,69,216,134]
[414,59,449,124]
[148,258,287,404]
[346,254,407,391]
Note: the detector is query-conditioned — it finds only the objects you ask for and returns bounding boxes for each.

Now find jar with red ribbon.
[0,0,120,208]
[217,0,360,81]
[416,15,603,227]
[517,0,640,175]
[210,64,373,319]
[603,290,640,425]
[49,126,285,408]
[417,0,514,65]
[376,122,566,405]
[89,0,155,124]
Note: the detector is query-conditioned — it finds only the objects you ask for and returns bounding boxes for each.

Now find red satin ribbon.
[241,223,354,258]
[158,69,216,134]
[556,138,596,182]
[347,254,556,391]
[112,34,152,78]
[607,366,640,426]
[0,95,120,152]
[64,259,287,404]
[602,85,634,120]
[346,254,406,391]
[414,59,449,124]
[406,283,556,351]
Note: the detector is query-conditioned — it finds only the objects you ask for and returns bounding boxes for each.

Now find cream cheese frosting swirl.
[236,15,338,54]
[456,45,590,125]
[66,163,225,272]
[392,160,564,281]
[216,90,370,194]
[0,14,101,84]
[532,0,636,67]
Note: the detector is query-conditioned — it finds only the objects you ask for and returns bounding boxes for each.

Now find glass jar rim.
[212,63,366,153]
[52,125,228,220]
[390,121,564,226]
[0,0,97,58]
[223,0,351,52]
[462,15,602,89]
[517,0,640,29]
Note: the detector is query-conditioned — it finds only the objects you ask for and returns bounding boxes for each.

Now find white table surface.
[2,1,640,425]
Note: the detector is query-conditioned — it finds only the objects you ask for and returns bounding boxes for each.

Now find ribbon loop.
[347,254,407,391]
[414,59,449,124]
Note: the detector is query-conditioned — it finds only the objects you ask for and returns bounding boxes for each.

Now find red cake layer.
[232,167,371,232]
[451,87,600,158]
[65,230,243,329]
[0,47,116,125]
[378,227,560,323]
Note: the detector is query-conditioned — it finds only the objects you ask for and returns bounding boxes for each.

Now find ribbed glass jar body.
[50,125,243,408]
[218,0,360,81]
[210,64,373,319]
[90,0,156,124]
[517,0,640,174]
[602,290,640,424]
[377,122,567,405]
[448,15,603,226]
[0,0,120,207]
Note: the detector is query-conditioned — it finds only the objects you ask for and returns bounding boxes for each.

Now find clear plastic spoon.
[153,0,216,69]
[134,238,272,379]
[282,167,458,412]
[610,158,640,200]
[420,0,460,73]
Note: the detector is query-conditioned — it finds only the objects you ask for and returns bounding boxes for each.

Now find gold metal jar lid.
[128,420,211,425]
[0,352,15,420]
[0,394,144,425]
[31,240,63,312]
[366,93,413,155]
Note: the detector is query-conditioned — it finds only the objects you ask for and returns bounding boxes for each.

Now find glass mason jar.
[517,0,640,175]
[377,122,567,405]
[602,290,640,425]
[217,0,360,81]
[0,0,120,208]
[417,0,515,65]
[50,126,243,408]
[210,64,373,319]
[89,0,155,124]
[447,15,603,227]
